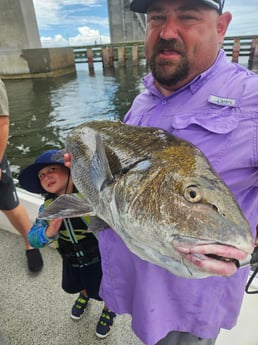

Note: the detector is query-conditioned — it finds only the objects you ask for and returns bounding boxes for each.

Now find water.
[5,57,253,179]
[5,61,148,177]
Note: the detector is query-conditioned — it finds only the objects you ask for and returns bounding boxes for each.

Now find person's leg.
[3,204,31,249]
[71,289,89,320]
[96,304,116,339]
[156,331,216,345]
[2,204,43,272]
[0,155,43,272]
[61,262,90,320]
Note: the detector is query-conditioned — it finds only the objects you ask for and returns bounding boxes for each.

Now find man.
[0,79,43,273]
[96,0,258,344]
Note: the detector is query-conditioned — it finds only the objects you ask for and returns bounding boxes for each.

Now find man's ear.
[217,11,232,46]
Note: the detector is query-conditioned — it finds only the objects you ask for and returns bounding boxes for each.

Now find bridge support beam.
[0,0,75,79]
[107,0,145,43]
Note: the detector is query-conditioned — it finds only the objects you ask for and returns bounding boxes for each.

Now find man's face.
[144,0,231,93]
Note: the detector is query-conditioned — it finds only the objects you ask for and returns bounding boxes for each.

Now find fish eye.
[184,185,202,203]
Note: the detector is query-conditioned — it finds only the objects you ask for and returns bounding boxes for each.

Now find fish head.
[159,174,253,277]
[115,143,254,278]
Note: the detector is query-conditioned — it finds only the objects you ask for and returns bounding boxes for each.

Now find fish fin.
[38,194,94,219]
[88,216,110,232]
[90,133,113,191]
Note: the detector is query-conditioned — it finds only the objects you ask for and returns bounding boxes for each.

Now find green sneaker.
[71,292,89,320]
[95,308,116,338]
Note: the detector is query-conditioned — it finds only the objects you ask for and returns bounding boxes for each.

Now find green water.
[5,61,147,177]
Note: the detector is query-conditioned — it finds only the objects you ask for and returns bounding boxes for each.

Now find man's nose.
[160,18,179,40]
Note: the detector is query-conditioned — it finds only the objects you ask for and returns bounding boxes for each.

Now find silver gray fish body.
[40,120,253,278]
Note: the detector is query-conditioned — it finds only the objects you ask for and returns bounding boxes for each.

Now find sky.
[32,0,258,47]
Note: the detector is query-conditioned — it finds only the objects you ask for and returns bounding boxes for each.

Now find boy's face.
[38,164,69,195]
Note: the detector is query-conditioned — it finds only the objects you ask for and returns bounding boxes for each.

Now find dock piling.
[248,38,258,72]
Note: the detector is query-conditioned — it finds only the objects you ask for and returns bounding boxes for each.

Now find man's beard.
[148,39,190,87]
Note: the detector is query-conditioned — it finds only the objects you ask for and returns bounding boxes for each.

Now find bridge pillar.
[0,0,75,79]
[0,0,41,49]
[107,0,145,43]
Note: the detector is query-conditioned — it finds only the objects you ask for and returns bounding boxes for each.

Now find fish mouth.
[172,240,250,276]
[205,254,239,268]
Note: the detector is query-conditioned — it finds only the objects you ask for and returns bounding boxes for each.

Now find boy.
[19,149,116,339]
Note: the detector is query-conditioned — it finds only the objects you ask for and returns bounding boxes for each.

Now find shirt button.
[162,100,167,104]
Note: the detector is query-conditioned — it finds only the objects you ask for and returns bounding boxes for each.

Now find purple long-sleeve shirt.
[99,50,258,345]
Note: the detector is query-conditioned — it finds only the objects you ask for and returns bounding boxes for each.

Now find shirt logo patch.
[208,95,237,107]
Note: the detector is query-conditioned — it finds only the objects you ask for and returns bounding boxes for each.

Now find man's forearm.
[0,116,9,161]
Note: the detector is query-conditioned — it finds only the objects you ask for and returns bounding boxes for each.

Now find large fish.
[39,120,254,278]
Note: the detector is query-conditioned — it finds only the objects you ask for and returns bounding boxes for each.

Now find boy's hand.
[46,218,62,238]
[64,153,71,168]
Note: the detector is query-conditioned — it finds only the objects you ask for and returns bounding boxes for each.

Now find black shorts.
[0,155,19,210]
[62,260,103,301]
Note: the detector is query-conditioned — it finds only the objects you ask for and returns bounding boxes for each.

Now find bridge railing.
[72,41,145,64]
[72,35,258,71]
[223,35,258,68]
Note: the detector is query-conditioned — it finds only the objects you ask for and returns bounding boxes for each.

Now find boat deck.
[0,224,257,345]
[0,228,142,345]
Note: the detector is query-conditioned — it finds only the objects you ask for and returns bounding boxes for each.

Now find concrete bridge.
[0,0,145,79]
[0,0,75,79]
[107,0,145,42]
[1,1,257,78]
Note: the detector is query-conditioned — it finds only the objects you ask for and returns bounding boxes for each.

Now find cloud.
[33,0,110,46]
[33,0,107,28]
[33,0,63,28]
[40,34,67,45]
[68,26,110,45]
[224,0,258,36]
[41,26,110,46]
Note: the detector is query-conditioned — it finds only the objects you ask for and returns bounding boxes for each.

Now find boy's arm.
[28,205,60,248]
